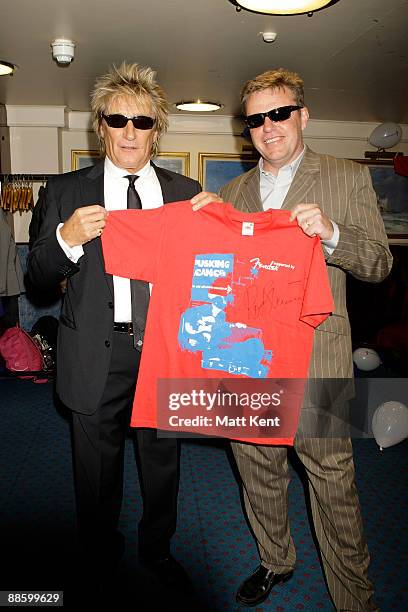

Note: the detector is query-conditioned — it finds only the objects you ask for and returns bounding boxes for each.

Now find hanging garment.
[0,209,24,297]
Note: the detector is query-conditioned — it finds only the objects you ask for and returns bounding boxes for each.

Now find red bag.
[0,325,48,382]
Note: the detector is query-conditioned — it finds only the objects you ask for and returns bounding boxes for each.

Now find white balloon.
[353,347,381,371]
[372,401,408,449]
[368,122,402,149]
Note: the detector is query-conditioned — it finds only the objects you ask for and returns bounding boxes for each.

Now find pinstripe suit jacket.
[220,147,392,390]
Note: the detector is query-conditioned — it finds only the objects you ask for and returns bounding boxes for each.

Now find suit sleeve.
[27,179,80,289]
[300,238,334,328]
[28,185,46,251]
[326,163,392,282]
[101,208,165,283]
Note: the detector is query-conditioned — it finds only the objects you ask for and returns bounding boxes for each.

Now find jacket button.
[105,340,110,348]
[108,301,114,309]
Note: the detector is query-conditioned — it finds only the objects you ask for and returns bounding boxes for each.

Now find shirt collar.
[104,156,152,179]
[259,146,306,179]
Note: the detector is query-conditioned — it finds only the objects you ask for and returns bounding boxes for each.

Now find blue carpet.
[1,378,407,610]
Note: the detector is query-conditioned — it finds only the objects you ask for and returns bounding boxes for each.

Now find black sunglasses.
[245,105,303,129]
[101,113,155,130]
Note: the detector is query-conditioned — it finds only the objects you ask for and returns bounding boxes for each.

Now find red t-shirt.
[102,201,334,445]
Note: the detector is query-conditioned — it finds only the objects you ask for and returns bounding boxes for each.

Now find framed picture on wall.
[154,152,190,176]
[71,150,101,170]
[71,150,190,177]
[198,153,258,193]
[353,159,408,244]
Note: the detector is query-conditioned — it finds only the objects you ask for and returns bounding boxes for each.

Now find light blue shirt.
[260,148,304,211]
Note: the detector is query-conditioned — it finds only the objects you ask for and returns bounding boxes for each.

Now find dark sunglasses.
[101,113,155,130]
[245,105,303,129]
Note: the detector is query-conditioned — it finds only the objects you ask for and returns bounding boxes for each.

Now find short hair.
[241,68,304,113]
[90,61,169,157]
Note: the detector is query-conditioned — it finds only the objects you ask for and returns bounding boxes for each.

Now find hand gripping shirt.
[102,201,334,445]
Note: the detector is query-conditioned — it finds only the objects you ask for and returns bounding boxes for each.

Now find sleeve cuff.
[322,220,339,255]
[56,223,84,263]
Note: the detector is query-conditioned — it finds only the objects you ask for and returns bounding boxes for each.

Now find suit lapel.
[237,166,263,212]
[281,146,320,210]
[78,158,105,205]
[152,162,179,203]
[78,160,113,297]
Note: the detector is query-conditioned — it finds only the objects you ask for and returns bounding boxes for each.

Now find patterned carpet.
[1,378,407,611]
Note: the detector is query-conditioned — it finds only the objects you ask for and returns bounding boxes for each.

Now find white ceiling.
[0,0,407,123]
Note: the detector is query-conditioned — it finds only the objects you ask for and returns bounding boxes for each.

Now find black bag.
[30,316,59,372]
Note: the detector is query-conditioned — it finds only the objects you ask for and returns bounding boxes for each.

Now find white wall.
[65,112,408,178]
[1,104,407,242]
[0,105,65,242]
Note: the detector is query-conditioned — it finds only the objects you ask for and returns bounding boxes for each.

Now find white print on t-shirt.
[250,257,295,272]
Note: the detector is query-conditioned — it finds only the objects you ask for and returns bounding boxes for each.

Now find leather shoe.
[140,554,192,591]
[236,565,293,607]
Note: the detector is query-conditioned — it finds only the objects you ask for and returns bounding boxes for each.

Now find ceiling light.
[0,60,16,76]
[175,100,222,112]
[231,0,339,15]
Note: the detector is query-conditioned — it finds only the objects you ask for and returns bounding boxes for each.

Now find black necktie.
[125,175,150,351]
[126,174,142,210]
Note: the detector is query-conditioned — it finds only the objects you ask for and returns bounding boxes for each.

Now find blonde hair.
[241,68,304,113]
[90,61,169,157]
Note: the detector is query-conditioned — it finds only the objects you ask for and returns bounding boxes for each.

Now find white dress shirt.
[57,157,163,322]
[259,147,339,252]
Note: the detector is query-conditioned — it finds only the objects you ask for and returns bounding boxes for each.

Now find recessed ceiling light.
[231,0,339,15]
[175,100,222,112]
[0,60,16,76]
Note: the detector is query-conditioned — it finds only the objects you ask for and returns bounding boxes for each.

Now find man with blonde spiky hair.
[28,61,215,594]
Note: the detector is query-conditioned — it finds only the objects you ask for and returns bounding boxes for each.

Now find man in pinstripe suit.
[217,69,392,610]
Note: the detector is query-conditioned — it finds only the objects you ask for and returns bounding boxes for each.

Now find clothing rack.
[0,174,57,213]
[0,173,58,182]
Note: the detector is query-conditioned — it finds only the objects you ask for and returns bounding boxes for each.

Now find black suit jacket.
[27,160,201,414]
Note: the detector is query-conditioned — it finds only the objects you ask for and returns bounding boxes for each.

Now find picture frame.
[353,159,408,245]
[70,150,190,177]
[198,153,258,193]
[154,152,190,176]
[71,149,101,171]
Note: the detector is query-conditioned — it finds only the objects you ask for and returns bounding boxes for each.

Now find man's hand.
[191,191,223,211]
[60,205,108,247]
[289,203,334,241]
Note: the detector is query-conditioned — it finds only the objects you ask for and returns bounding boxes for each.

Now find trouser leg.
[295,436,376,611]
[71,331,139,555]
[136,429,180,561]
[231,441,296,573]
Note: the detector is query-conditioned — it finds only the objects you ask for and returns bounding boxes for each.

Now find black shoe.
[79,531,125,576]
[139,554,192,592]
[236,565,293,607]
